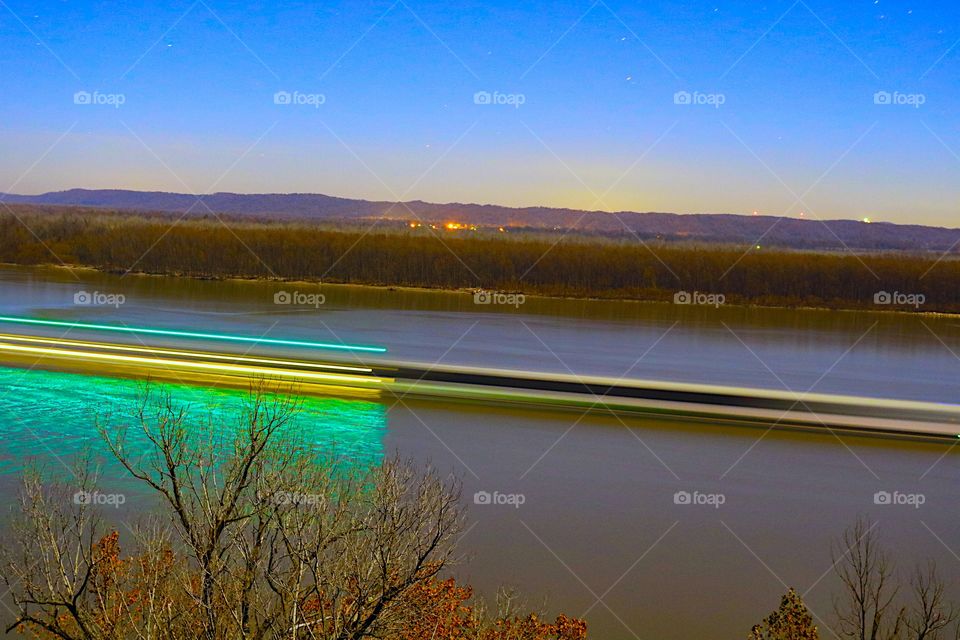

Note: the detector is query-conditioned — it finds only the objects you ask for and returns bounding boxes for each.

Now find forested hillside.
[3,189,959,251]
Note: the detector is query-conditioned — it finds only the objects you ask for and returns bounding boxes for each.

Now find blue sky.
[1,0,958,225]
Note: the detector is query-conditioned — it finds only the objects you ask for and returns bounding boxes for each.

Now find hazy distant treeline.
[1,206,958,312]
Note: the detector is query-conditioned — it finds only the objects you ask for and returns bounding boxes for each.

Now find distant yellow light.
[498,226,505,232]
[862,217,872,224]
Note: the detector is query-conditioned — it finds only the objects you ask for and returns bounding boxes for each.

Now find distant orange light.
[445,222,467,230]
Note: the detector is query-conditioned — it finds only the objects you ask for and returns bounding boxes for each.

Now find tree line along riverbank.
[1,205,958,313]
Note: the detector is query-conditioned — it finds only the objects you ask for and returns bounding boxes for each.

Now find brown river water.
[0,264,957,639]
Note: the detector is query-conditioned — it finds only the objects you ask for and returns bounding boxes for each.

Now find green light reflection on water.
[0,366,387,482]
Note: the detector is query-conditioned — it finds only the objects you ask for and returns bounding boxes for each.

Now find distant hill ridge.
[2,188,958,252]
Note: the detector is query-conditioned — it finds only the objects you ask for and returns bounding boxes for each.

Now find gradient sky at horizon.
[1,0,958,225]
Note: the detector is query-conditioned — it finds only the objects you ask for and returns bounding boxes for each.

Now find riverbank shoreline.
[18,261,960,320]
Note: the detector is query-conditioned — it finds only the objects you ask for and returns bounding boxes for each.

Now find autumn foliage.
[749,588,819,640]
[15,533,585,640]
[1,387,586,640]
[398,577,586,640]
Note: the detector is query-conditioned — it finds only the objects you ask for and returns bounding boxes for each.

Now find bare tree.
[1,458,106,639]
[832,518,959,640]
[1,383,466,640]
[903,562,958,640]
[833,517,904,640]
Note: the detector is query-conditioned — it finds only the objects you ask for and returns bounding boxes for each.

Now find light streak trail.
[0,316,387,353]
[0,333,372,373]
[1,332,957,440]
[0,341,385,386]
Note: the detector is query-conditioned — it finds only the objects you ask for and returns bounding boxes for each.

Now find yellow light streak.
[0,333,372,373]
[0,342,385,386]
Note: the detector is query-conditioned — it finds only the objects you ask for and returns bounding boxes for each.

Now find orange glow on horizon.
[443,222,477,231]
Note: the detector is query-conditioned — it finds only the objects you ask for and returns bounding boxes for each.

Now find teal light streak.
[0,316,387,353]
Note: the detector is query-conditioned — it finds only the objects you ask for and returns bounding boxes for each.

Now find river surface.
[0,264,958,639]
